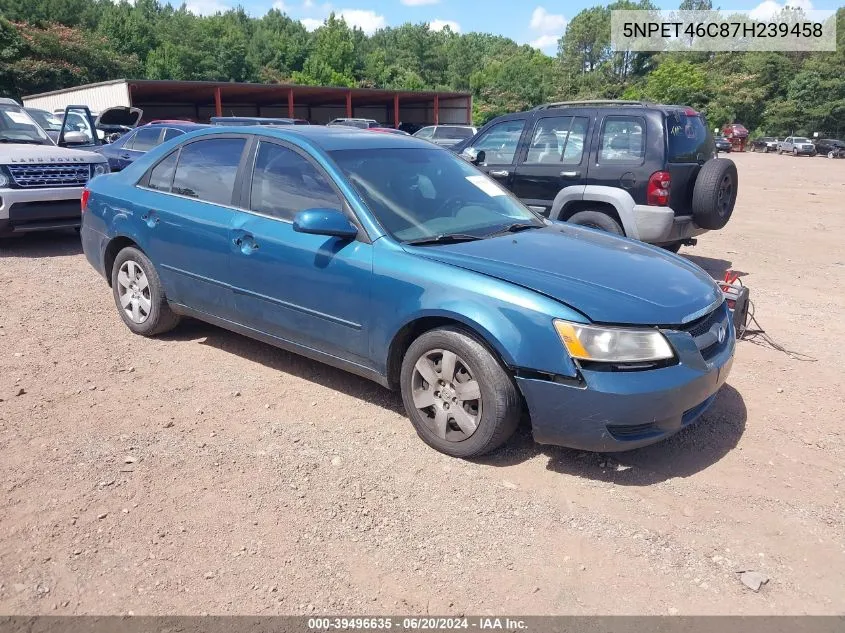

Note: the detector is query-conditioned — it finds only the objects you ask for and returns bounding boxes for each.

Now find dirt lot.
[0,151,843,616]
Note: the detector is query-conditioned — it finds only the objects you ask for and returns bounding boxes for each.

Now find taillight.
[647,171,671,206]
[81,188,90,213]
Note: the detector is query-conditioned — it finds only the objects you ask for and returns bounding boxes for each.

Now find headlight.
[0,170,8,188]
[91,163,109,178]
[554,320,674,363]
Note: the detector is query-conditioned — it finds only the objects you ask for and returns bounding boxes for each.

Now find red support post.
[434,94,439,126]
[346,91,352,118]
[288,88,295,119]
[394,94,400,129]
[214,86,222,117]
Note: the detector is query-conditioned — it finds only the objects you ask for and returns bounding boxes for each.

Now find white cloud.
[530,34,559,51]
[530,6,567,34]
[185,0,230,14]
[429,19,460,32]
[749,0,813,20]
[300,17,324,30]
[338,8,387,34]
[401,0,439,5]
[303,0,314,7]
[272,0,286,10]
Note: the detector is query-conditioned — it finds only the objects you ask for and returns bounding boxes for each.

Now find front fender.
[371,240,583,379]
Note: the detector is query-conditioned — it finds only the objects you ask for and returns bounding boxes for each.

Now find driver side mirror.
[58,105,100,148]
[293,208,358,240]
[460,148,485,165]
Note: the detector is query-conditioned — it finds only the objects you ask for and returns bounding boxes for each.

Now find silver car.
[778,136,816,156]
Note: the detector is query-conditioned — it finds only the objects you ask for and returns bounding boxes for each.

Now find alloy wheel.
[411,349,482,442]
[117,260,152,324]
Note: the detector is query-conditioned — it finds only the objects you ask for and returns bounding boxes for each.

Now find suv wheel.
[829,151,836,159]
[566,211,624,235]
[111,246,180,336]
[691,158,738,230]
[400,327,521,458]
[792,148,798,156]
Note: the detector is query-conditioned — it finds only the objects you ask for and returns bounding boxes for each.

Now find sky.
[183,0,840,55]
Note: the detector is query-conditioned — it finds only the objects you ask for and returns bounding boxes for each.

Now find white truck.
[0,98,109,237]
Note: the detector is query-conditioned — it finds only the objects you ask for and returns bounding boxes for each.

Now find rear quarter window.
[667,114,713,163]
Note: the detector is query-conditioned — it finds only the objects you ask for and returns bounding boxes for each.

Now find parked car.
[778,136,816,156]
[53,106,143,143]
[413,125,478,149]
[80,126,735,458]
[1,99,109,237]
[749,137,779,153]
[24,107,64,142]
[453,100,736,252]
[327,118,380,129]
[714,135,732,152]
[367,127,411,135]
[95,122,207,172]
[210,116,309,126]
[813,138,845,159]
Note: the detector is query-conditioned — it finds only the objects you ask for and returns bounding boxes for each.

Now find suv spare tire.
[692,158,738,230]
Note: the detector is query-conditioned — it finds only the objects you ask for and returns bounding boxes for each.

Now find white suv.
[0,99,109,237]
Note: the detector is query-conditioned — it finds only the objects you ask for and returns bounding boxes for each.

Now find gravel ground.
[0,152,843,615]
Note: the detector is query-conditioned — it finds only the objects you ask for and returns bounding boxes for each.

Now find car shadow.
[681,254,750,283]
[0,230,83,258]
[474,384,746,485]
[160,319,407,416]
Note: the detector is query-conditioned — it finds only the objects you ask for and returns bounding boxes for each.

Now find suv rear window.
[667,113,712,163]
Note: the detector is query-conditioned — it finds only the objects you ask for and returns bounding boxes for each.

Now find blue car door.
[227,138,373,366]
[115,127,162,171]
[134,135,250,320]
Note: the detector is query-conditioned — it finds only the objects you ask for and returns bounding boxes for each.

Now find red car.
[367,127,410,135]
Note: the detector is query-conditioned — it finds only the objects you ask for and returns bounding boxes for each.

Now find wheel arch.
[385,313,516,391]
[103,235,142,287]
[553,186,638,238]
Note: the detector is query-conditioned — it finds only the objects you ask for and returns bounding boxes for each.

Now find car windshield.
[793,137,811,143]
[27,109,63,132]
[330,147,544,242]
[437,126,474,140]
[0,105,52,144]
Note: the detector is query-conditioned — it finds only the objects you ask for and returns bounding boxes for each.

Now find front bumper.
[519,319,736,452]
[0,186,84,234]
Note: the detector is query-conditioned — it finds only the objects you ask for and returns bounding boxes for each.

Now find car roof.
[142,122,209,131]
[186,124,437,151]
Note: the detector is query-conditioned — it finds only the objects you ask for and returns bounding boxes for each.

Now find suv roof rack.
[533,100,652,110]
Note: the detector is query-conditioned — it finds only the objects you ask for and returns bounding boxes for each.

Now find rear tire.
[111,246,180,336]
[829,151,836,159]
[692,158,737,230]
[661,242,683,254]
[567,210,624,235]
[400,327,521,458]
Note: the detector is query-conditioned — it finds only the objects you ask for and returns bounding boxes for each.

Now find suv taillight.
[81,188,90,213]
[647,171,671,206]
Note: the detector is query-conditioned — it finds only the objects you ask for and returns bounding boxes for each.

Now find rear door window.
[598,116,645,163]
[525,116,589,164]
[162,128,185,142]
[666,113,712,163]
[249,141,342,221]
[415,127,435,139]
[171,138,247,205]
[129,127,163,152]
[147,151,178,192]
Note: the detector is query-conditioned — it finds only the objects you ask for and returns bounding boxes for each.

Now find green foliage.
[0,1,843,137]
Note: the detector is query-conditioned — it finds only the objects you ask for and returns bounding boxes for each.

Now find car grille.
[679,302,729,358]
[7,163,90,188]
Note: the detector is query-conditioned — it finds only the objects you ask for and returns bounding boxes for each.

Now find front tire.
[829,151,836,159]
[567,210,624,235]
[400,327,521,458]
[111,246,180,336]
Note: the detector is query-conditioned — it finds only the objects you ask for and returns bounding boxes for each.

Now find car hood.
[406,224,722,326]
[1,143,106,163]
[95,106,143,128]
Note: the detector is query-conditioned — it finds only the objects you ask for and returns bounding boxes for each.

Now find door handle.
[560,171,581,178]
[121,154,132,160]
[489,170,509,178]
[234,234,259,252]
[141,212,159,227]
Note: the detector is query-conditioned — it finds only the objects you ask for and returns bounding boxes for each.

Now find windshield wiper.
[485,222,543,237]
[0,138,47,145]
[403,233,483,246]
